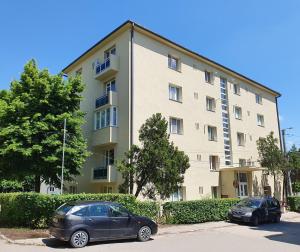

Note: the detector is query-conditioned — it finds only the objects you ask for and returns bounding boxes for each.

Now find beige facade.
[63,21,282,200]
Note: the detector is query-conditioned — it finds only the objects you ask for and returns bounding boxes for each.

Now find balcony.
[92,165,117,182]
[95,54,119,81]
[95,91,118,109]
[92,126,117,147]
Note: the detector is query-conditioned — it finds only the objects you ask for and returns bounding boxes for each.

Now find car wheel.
[274,215,281,223]
[252,215,259,226]
[70,230,89,248]
[137,226,152,242]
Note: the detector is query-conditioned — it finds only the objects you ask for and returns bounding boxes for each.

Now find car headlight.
[243,212,252,217]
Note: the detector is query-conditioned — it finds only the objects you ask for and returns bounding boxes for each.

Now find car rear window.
[56,203,74,215]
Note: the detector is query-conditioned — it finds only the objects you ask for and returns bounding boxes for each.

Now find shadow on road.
[250,221,300,246]
[42,237,147,249]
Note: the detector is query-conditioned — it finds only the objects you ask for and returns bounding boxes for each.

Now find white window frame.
[205,71,213,84]
[94,107,118,130]
[105,79,116,94]
[208,126,217,141]
[209,155,219,171]
[233,84,241,95]
[234,106,242,120]
[170,117,183,134]
[168,55,179,71]
[255,93,262,104]
[206,97,216,112]
[169,84,182,102]
[104,46,116,59]
[257,114,265,127]
[237,132,245,146]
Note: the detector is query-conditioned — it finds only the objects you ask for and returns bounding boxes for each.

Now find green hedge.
[163,198,240,224]
[0,193,159,228]
[287,196,300,212]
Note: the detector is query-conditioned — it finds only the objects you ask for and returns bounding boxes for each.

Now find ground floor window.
[211,186,218,198]
[103,186,113,193]
[69,185,77,194]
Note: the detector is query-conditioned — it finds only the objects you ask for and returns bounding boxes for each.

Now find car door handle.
[87,218,93,222]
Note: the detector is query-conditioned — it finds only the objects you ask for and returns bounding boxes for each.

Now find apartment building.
[62,20,282,200]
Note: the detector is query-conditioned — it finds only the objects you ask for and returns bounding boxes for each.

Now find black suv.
[228,197,281,226]
[49,201,158,248]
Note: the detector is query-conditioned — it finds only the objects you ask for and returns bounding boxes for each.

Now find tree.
[256,132,285,197]
[117,113,190,199]
[288,145,300,194]
[0,60,89,192]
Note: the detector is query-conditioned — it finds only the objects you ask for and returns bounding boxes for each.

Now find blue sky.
[1,0,299,149]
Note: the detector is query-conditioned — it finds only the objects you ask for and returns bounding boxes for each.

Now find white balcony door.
[238,172,248,198]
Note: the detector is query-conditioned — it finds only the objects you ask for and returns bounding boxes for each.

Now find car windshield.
[56,203,74,215]
[237,199,261,208]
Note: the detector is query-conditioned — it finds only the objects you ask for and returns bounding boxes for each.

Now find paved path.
[1,212,299,252]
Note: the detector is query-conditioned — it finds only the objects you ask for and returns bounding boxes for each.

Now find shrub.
[0,193,158,228]
[0,180,23,192]
[287,196,300,212]
[163,198,240,224]
[292,182,300,193]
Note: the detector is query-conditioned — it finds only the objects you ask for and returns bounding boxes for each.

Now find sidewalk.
[1,211,299,246]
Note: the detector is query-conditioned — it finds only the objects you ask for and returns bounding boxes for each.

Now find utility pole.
[282,128,293,197]
[61,118,67,194]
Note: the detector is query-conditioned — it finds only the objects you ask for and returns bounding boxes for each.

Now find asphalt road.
[1,218,299,252]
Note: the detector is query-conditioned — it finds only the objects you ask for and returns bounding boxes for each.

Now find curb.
[0,233,46,246]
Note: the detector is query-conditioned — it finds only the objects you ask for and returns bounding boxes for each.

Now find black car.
[49,201,158,248]
[228,196,281,226]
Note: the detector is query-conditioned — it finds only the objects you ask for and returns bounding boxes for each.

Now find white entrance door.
[238,173,248,198]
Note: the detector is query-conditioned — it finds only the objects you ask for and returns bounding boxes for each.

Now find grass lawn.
[0,228,50,240]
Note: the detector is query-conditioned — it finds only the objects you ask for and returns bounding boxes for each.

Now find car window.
[109,205,129,217]
[268,199,280,208]
[70,206,89,216]
[56,203,74,215]
[237,199,261,208]
[89,204,108,217]
[261,201,268,208]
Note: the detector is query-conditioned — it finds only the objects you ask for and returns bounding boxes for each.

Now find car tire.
[274,215,281,223]
[70,230,89,248]
[137,226,152,242]
[252,215,259,226]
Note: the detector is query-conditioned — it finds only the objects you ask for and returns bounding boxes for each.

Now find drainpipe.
[128,22,135,194]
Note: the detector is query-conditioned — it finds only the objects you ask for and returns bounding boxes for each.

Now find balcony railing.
[93,166,107,180]
[95,58,111,75]
[95,94,109,108]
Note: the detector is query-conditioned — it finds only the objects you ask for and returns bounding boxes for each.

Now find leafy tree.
[0,60,89,192]
[257,132,285,196]
[288,145,300,194]
[117,113,190,199]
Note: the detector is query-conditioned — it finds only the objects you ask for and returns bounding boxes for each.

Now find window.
[89,204,108,217]
[233,84,240,95]
[170,117,183,134]
[168,55,179,71]
[257,114,265,127]
[208,126,217,141]
[211,186,218,198]
[94,107,117,130]
[209,155,219,171]
[197,154,201,161]
[109,205,129,217]
[93,167,107,179]
[195,123,199,130]
[205,71,213,84]
[239,159,246,167]
[169,84,182,102]
[206,97,216,112]
[104,46,116,59]
[70,206,88,216]
[199,186,204,194]
[69,186,77,194]
[105,149,114,166]
[234,106,242,120]
[105,79,116,94]
[237,132,245,146]
[194,92,198,100]
[255,93,262,104]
